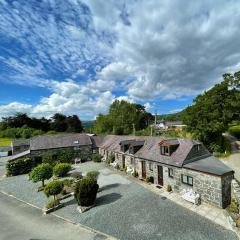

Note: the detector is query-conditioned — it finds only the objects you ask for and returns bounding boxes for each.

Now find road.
[0,192,108,240]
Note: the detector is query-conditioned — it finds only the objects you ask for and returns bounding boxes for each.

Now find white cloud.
[1,0,240,118]
[87,0,240,100]
[0,102,33,118]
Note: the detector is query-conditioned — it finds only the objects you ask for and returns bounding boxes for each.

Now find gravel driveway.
[0,162,238,240]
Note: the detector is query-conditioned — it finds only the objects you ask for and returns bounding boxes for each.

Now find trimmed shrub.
[92,153,102,162]
[6,157,33,176]
[236,218,240,227]
[62,178,74,187]
[53,163,71,177]
[146,176,154,184]
[44,180,63,200]
[107,154,115,164]
[132,170,138,178]
[228,198,239,214]
[46,199,60,209]
[29,163,53,187]
[166,184,172,192]
[74,177,99,206]
[86,171,99,181]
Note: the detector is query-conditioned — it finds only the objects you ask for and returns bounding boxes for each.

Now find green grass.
[0,138,13,146]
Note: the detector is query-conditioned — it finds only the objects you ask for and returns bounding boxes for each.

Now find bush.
[74,176,99,206]
[92,153,102,162]
[53,163,71,177]
[146,176,154,183]
[29,163,53,187]
[107,154,115,164]
[132,170,138,178]
[44,180,63,200]
[228,198,239,214]
[6,157,33,176]
[236,218,240,227]
[166,184,172,192]
[86,171,99,181]
[62,178,74,187]
[229,125,240,139]
[46,199,60,209]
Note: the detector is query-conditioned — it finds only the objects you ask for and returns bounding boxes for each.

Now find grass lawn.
[0,138,12,146]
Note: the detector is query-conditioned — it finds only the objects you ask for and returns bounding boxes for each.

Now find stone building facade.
[97,135,234,209]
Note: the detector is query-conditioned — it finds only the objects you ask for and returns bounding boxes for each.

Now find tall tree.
[94,100,153,135]
[183,70,240,152]
[66,115,83,132]
[50,113,68,132]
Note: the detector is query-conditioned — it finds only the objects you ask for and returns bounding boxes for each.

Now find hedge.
[228,125,240,139]
[74,176,99,206]
[6,158,33,176]
[53,163,71,177]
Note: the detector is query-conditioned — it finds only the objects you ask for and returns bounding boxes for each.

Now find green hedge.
[53,163,71,177]
[74,176,99,206]
[6,158,33,176]
[229,125,240,139]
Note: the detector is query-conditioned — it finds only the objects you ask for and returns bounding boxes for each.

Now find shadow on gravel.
[64,198,77,207]
[96,193,121,206]
[99,183,120,192]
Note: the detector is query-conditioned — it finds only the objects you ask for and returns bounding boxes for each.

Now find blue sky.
[0,0,240,120]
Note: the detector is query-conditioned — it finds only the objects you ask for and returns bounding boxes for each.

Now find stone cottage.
[96,135,234,208]
[8,133,94,163]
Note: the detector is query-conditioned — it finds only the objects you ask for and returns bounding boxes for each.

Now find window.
[131,157,134,165]
[168,168,173,178]
[181,174,193,186]
[149,162,153,171]
[160,146,170,156]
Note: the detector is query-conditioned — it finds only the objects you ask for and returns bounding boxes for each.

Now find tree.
[183,70,240,152]
[51,113,68,132]
[94,100,153,135]
[66,115,83,132]
[44,180,63,200]
[29,163,53,187]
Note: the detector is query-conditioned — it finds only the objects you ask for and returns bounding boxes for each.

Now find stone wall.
[31,145,93,162]
[98,147,232,208]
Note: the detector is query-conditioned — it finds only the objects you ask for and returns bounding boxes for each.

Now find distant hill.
[157,111,184,122]
[82,121,94,130]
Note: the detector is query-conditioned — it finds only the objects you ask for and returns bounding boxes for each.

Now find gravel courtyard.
[0,161,238,240]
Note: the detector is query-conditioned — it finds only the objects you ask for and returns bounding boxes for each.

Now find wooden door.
[142,161,146,179]
[122,155,125,168]
[157,165,163,186]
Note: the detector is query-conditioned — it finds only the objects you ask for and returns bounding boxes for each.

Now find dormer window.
[159,139,179,156]
[160,146,170,156]
[74,140,79,144]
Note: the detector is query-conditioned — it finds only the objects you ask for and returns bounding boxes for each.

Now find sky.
[0,0,240,120]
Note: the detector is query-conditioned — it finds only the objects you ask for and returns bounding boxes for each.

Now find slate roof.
[183,156,233,176]
[30,133,92,151]
[12,139,30,147]
[8,150,30,162]
[98,135,204,167]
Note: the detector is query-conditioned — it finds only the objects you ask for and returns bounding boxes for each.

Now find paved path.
[221,134,240,181]
[0,192,108,240]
